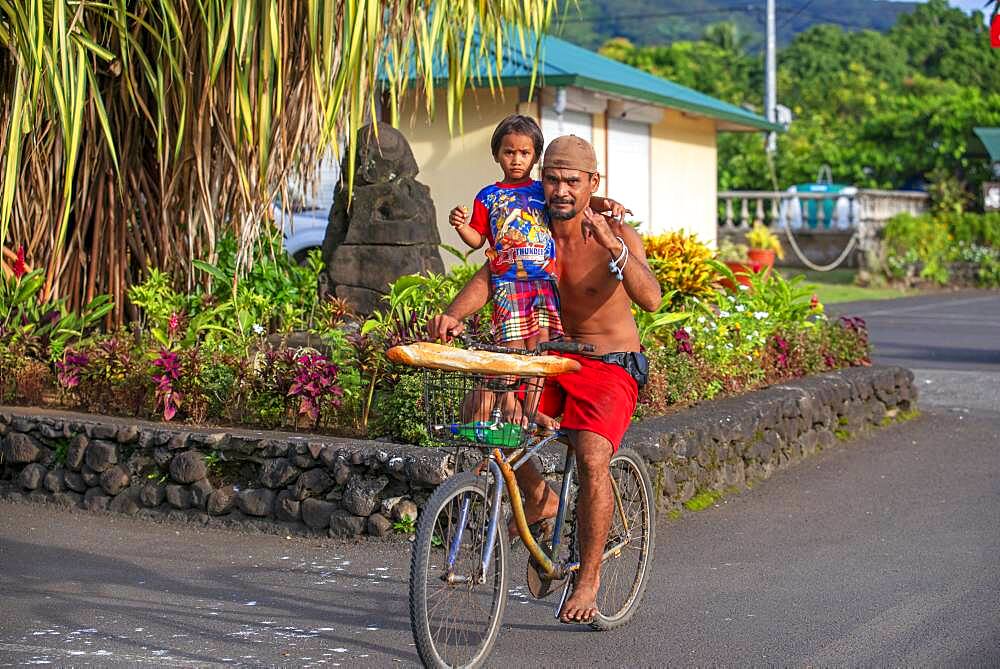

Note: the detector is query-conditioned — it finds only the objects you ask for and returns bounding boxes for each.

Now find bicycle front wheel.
[409,471,508,668]
[568,447,655,631]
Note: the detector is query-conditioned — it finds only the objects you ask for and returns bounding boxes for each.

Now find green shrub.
[882,212,1000,286]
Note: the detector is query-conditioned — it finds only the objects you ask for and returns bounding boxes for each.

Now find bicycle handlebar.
[458,333,595,356]
[537,341,596,354]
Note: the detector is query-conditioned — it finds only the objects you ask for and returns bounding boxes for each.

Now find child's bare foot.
[559,579,600,623]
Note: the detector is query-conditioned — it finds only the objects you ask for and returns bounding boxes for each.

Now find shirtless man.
[428,135,661,624]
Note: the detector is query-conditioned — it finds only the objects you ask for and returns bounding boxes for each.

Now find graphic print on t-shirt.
[469,180,557,281]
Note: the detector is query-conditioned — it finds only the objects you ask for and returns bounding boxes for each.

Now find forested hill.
[554,0,921,50]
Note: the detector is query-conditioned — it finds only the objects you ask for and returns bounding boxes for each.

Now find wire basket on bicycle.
[386,340,583,450]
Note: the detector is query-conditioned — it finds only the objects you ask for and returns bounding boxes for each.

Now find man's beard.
[548,198,578,220]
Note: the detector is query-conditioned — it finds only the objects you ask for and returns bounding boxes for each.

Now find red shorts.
[538,353,638,453]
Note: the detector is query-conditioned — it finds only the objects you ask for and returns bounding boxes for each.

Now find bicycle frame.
[443,429,634,586]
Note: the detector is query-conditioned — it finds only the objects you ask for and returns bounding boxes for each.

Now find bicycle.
[387,339,655,669]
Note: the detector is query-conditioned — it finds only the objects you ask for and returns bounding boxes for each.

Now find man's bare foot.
[559,579,600,623]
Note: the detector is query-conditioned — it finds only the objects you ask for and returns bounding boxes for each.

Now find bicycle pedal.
[526,559,564,599]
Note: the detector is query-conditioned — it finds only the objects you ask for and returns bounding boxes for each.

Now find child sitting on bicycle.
[449,114,627,354]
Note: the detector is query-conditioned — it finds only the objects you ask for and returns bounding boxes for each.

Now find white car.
[275,150,342,263]
[274,205,330,264]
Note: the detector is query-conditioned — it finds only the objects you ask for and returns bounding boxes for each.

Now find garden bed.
[0,364,916,539]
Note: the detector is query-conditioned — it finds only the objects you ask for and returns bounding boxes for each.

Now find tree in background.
[602,0,1000,198]
[0,1,556,321]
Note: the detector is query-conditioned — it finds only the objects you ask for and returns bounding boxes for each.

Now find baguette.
[386,342,581,377]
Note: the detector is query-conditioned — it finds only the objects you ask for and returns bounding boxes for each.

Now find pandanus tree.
[0,0,556,323]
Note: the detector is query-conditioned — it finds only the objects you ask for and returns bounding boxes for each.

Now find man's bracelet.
[608,236,629,281]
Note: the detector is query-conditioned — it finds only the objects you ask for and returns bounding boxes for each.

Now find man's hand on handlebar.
[427,314,465,343]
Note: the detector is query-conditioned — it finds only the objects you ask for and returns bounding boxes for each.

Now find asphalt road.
[2,292,999,667]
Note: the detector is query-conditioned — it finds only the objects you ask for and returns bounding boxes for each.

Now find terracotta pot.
[720,260,754,291]
[746,247,776,272]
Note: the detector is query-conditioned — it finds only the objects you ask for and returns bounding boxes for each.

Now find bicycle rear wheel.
[410,471,508,668]
[567,447,655,631]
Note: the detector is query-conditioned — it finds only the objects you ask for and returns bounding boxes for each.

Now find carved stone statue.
[321,122,443,313]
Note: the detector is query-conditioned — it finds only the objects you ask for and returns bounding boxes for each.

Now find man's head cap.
[543,135,598,174]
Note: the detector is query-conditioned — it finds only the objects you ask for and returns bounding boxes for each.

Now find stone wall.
[0,365,916,534]
[627,365,916,508]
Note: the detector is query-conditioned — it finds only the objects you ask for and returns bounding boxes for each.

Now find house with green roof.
[395,32,778,252]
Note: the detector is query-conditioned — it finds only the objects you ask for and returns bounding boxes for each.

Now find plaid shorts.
[491,278,563,343]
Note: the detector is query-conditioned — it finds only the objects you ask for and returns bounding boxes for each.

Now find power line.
[779,0,818,29]
[557,4,758,25]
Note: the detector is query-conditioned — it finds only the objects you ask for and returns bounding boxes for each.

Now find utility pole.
[765,0,777,154]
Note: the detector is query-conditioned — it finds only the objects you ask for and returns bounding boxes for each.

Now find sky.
[899,0,992,14]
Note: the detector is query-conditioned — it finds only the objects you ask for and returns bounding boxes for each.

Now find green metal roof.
[973,127,1000,162]
[436,33,781,132]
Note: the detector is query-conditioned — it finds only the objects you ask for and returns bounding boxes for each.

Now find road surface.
[2,292,998,667]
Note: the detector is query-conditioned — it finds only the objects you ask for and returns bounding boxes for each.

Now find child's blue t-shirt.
[468,179,558,282]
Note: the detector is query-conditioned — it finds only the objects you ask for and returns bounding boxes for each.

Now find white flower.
[697,316,706,324]
[683,326,692,334]
[753,311,769,320]
[738,285,750,291]
[735,305,746,313]
[252,323,265,335]
[725,343,733,349]
[719,310,731,318]
[706,344,714,350]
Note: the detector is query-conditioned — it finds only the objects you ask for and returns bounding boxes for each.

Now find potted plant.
[716,238,752,290]
[746,222,785,271]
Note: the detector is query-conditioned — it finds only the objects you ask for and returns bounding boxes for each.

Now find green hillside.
[554,0,921,50]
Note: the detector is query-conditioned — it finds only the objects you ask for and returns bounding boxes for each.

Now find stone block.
[85,440,117,472]
[301,498,336,529]
[109,490,141,515]
[116,425,140,444]
[65,434,89,471]
[391,499,418,523]
[43,468,65,493]
[166,484,193,509]
[190,479,213,509]
[207,486,237,515]
[100,465,130,495]
[64,470,87,493]
[140,482,166,507]
[237,489,275,517]
[170,451,207,484]
[52,491,82,508]
[367,513,393,538]
[18,463,47,490]
[80,465,100,487]
[343,475,388,517]
[275,490,301,522]
[259,458,300,489]
[329,509,366,538]
[3,433,41,464]
[291,468,333,501]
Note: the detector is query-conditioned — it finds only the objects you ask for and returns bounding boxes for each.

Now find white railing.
[718,189,930,270]
[718,189,929,232]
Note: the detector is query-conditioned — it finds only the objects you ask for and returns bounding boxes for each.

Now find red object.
[746,247,776,271]
[538,352,638,453]
[720,260,754,291]
[991,14,1000,48]
[13,245,26,279]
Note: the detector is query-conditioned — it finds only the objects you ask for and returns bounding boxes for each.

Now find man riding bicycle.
[429,135,661,624]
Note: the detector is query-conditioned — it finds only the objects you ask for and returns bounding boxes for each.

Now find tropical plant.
[746,222,785,260]
[642,231,721,303]
[716,238,748,262]
[0,1,557,322]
